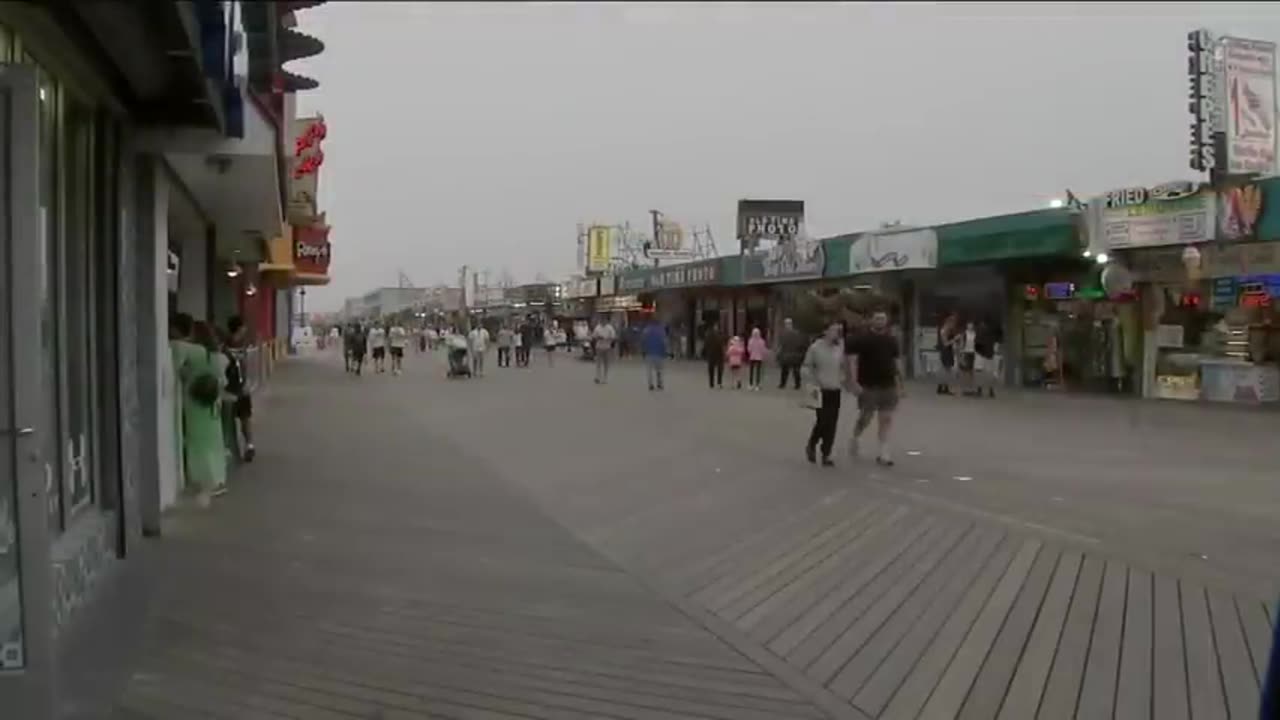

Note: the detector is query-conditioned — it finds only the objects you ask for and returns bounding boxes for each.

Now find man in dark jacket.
[702,322,726,389]
[776,317,808,390]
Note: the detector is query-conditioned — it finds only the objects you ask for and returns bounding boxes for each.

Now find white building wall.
[176,224,207,319]
[151,169,182,511]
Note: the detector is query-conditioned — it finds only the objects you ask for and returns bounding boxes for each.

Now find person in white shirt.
[592,320,617,384]
[467,325,490,376]
[495,325,515,367]
[367,324,388,373]
[388,325,408,375]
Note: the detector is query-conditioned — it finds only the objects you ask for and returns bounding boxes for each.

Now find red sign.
[293,118,327,179]
[293,224,331,276]
[295,119,327,156]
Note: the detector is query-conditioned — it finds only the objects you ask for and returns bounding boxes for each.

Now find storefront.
[617,258,729,357]
[1015,276,1139,392]
[844,227,938,378]
[1126,241,1280,404]
[740,234,826,341]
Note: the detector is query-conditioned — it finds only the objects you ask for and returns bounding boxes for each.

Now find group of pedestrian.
[169,313,258,508]
[935,312,1000,397]
[341,320,409,376]
[803,311,902,468]
[698,318,807,392]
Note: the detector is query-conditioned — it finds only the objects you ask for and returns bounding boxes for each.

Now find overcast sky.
[291,2,1280,311]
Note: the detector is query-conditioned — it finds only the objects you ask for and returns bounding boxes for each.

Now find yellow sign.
[587,225,613,273]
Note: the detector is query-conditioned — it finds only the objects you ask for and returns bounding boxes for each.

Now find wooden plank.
[1036,554,1103,720]
[1208,589,1259,720]
[804,523,976,683]
[736,505,911,633]
[955,547,1060,720]
[868,539,1024,720]
[915,538,1042,720]
[1181,581,1228,720]
[762,515,938,654]
[687,497,867,602]
[716,501,891,621]
[1152,574,1191,720]
[1113,568,1152,720]
[997,551,1082,720]
[1238,594,1274,685]
[831,527,1006,702]
[666,490,854,594]
[777,520,955,664]
[1074,560,1127,719]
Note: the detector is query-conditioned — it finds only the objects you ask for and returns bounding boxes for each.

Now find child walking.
[726,335,746,389]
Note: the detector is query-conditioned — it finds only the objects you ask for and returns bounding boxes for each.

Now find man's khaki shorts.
[858,387,900,412]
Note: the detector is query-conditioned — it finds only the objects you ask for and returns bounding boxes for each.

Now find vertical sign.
[587,225,613,273]
[1188,29,1220,173]
[1223,36,1278,176]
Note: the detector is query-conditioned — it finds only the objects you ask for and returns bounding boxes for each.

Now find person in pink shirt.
[726,335,746,389]
[746,328,768,391]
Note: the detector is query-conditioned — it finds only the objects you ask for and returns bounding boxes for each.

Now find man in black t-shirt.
[845,310,903,466]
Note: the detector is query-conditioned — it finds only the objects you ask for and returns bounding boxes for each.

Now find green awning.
[937,208,1081,265]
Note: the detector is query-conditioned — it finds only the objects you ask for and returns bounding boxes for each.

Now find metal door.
[0,63,54,719]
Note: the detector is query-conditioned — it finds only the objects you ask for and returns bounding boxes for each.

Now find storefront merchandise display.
[1151,280,1280,403]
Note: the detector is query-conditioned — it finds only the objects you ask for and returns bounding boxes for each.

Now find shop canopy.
[937,208,1081,266]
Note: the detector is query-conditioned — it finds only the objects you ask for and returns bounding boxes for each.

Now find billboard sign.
[293,223,332,276]
[743,234,826,283]
[736,199,804,250]
[1101,181,1215,249]
[1188,29,1222,173]
[586,225,614,273]
[849,228,939,274]
[645,219,693,260]
[1223,36,1278,176]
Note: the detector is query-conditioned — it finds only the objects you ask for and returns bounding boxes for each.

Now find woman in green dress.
[176,321,228,507]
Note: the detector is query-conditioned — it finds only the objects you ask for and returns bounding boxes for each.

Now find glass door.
[0,64,54,717]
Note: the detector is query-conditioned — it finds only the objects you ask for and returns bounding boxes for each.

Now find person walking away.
[641,319,668,391]
[496,324,514,368]
[515,322,529,366]
[177,321,229,506]
[803,322,847,466]
[936,313,960,394]
[349,323,367,376]
[468,324,490,376]
[368,323,387,373]
[593,319,617,384]
[389,323,408,375]
[846,310,904,466]
[342,324,354,373]
[544,320,561,367]
[703,323,726,389]
[223,316,256,462]
[726,335,746,389]
[747,328,768,391]
[777,318,807,390]
[972,320,998,397]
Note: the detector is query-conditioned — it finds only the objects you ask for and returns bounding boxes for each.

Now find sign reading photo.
[736,199,804,249]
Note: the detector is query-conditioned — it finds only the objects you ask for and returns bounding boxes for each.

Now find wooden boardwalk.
[94,357,1275,719]
[658,491,1274,719]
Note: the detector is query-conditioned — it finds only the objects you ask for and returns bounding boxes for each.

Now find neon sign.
[295,119,327,156]
[293,150,324,179]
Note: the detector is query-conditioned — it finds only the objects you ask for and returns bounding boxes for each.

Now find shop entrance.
[0,64,55,718]
[1022,298,1135,393]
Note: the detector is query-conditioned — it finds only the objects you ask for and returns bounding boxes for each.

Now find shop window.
[63,97,96,517]
[1154,280,1280,402]
[35,63,65,531]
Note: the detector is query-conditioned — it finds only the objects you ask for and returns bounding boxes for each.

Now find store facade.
[740,233,827,341]
[0,3,323,715]
[1102,178,1280,404]
[934,207,1087,388]
[843,227,939,378]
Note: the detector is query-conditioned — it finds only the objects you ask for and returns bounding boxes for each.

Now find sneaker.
[821,457,836,467]
[244,445,256,463]
[876,455,895,467]
[805,446,817,464]
[212,485,228,497]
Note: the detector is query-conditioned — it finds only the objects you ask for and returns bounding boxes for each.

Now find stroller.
[447,345,471,378]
